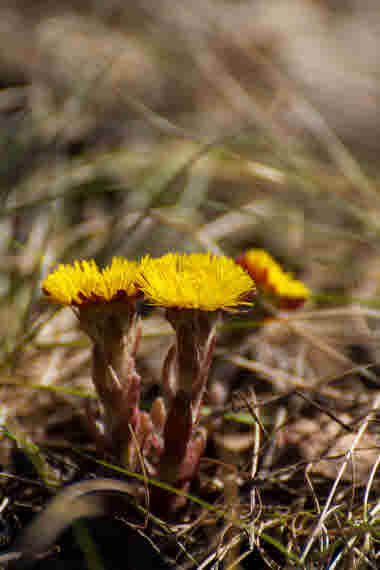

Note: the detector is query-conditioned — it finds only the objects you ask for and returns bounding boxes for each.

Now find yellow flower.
[138,252,255,311]
[236,249,309,309]
[42,257,140,306]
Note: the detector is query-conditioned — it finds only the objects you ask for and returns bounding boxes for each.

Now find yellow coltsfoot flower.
[138,253,255,515]
[42,257,144,467]
[236,249,310,309]
[138,252,255,312]
[42,257,140,306]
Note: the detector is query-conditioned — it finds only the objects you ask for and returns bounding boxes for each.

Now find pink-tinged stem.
[150,389,193,515]
[152,309,219,516]
[84,303,145,468]
[91,343,143,466]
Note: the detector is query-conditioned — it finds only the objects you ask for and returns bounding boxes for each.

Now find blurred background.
[3,0,380,359]
[1,1,380,567]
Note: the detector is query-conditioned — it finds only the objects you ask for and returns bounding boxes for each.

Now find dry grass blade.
[300,393,380,564]
[0,478,135,565]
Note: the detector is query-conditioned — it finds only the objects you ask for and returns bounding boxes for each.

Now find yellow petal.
[42,257,139,306]
[138,252,255,311]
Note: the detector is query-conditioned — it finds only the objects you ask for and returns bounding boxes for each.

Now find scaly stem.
[152,309,219,515]
[80,300,144,468]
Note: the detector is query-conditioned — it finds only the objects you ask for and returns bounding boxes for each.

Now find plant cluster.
[42,252,256,515]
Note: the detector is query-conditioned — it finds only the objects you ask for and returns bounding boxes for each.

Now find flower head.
[42,257,140,306]
[138,252,255,312]
[236,249,309,309]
